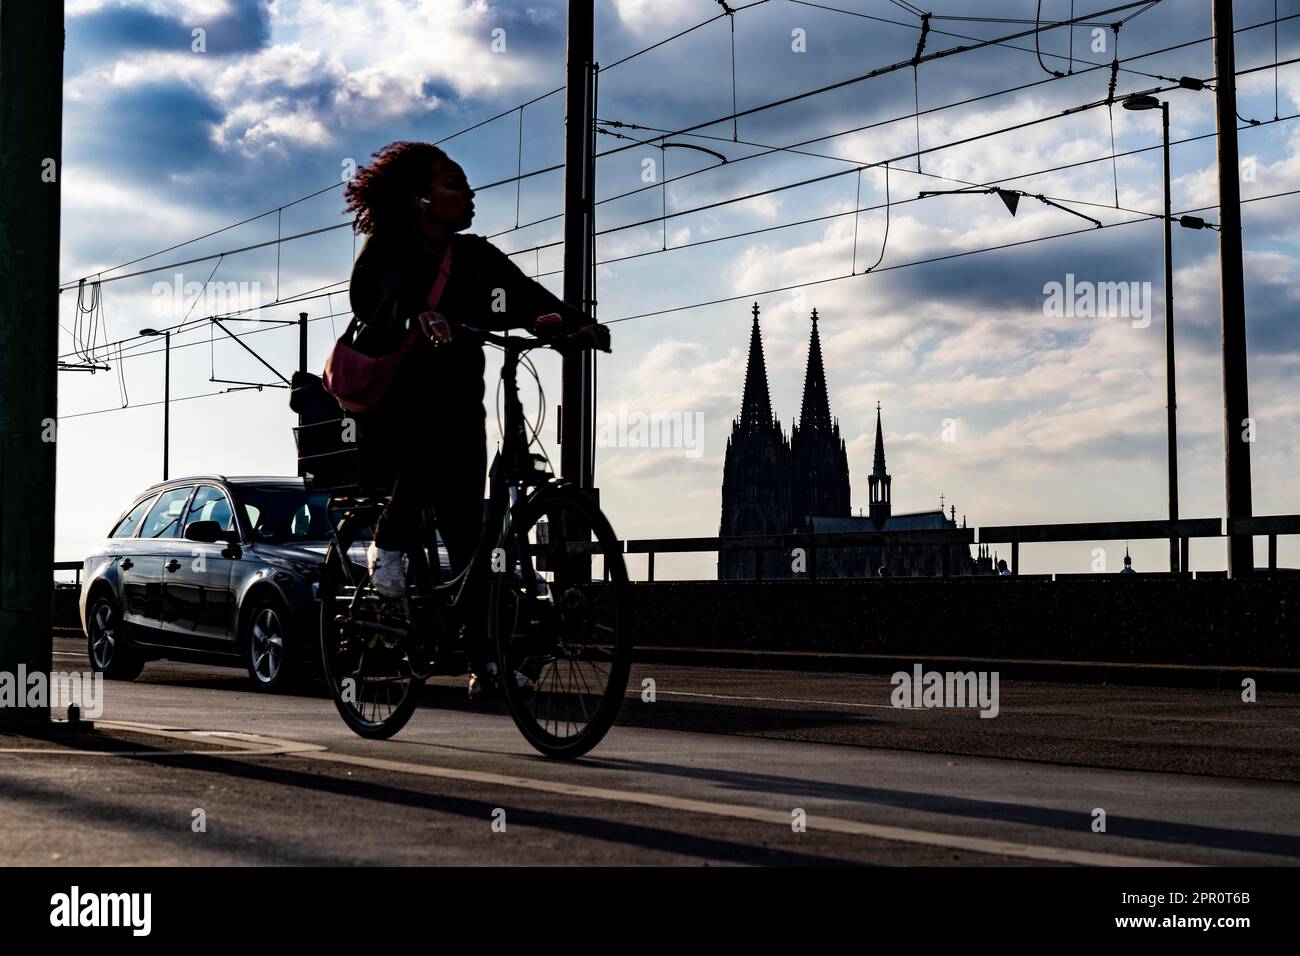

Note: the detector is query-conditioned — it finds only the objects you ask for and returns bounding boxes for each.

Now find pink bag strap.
[347,243,454,343]
[425,243,453,311]
[394,243,454,349]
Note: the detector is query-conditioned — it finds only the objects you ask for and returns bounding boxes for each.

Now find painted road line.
[646,690,895,709]
[285,747,1193,867]
[27,722,1195,866]
[0,720,326,758]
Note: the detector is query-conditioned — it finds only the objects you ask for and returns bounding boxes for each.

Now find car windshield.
[234,484,332,543]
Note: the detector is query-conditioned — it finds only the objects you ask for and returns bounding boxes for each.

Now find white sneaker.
[366,543,408,598]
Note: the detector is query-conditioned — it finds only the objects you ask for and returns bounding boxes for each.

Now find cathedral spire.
[871,402,887,476]
[737,302,774,431]
[868,402,892,527]
[798,309,833,432]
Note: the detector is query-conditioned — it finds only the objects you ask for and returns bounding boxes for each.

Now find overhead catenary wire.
[123,106,1284,344]
[787,0,1170,81]
[60,4,1295,306]
[57,0,778,292]
[55,11,1294,369]
[60,184,1300,419]
[463,0,1166,204]
[579,13,1300,229]
[601,187,1300,325]
[109,98,1290,370]
[71,56,1300,369]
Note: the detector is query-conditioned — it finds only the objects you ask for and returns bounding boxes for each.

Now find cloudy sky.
[55,0,1300,577]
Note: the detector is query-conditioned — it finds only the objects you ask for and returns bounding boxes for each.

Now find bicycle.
[316,323,632,759]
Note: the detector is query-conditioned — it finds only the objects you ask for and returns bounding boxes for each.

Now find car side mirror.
[184,520,238,544]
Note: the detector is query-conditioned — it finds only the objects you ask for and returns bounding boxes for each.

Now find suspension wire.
[275,208,282,300]
[115,342,128,407]
[659,142,668,250]
[516,105,525,228]
[1276,0,1281,121]
[728,6,739,141]
[1069,0,1075,74]
[862,163,891,274]
[1036,0,1066,77]
[73,278,101,365]
[851,167,862,274]
[1107,22,1121,208]
[911,12,931,174]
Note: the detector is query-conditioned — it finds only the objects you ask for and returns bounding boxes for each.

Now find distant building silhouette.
[719,304,992,579]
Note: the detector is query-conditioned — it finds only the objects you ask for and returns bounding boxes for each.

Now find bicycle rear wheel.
[489,484,632,759]
[319,505,423,739]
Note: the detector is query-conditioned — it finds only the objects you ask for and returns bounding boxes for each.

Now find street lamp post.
[139,328,171,480]
[1123,94,1180,574]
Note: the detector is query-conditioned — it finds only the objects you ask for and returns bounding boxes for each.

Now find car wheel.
[86,592,145,681]
[244,593,296,692]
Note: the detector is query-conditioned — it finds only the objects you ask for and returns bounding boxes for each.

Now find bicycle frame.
[324,327,580,617]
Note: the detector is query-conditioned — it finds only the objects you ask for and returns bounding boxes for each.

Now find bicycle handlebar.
[446,319,608,354]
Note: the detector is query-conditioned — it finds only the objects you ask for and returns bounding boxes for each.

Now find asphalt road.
[1,636,1298,866]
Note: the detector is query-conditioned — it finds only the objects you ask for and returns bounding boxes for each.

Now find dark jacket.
[347,229,587,422]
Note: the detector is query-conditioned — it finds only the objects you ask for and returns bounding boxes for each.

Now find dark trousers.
[369,411,486,564]
[366,403,490,665]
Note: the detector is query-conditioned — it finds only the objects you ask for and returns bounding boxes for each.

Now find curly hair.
[344,140,450,236]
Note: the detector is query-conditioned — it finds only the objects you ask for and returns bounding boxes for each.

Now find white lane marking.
[647,690,894,709]
[19,722,1194,866]
[285,748,1190,867]
[0,721,325,758]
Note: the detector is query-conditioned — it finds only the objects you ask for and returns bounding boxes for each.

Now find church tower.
[790,309,851,525]
[719,303,792,579]
[868,403,892,528]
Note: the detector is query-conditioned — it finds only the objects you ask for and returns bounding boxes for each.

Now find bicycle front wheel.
[319,505,423,739]
[489,484,633,759]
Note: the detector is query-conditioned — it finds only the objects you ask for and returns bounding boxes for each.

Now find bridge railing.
[979,518,1223,576]
[52,560,82,586]
[627,528,976,581]
[621,515,1300,581]
[53,515,1300,584]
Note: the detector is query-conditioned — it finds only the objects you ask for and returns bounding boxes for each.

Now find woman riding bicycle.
[343,140,609,695]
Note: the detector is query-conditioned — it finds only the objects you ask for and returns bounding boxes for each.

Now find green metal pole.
[0,0,64,724]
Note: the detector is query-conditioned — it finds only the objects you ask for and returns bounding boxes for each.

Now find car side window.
[109,495,157,538]
[138,488,194,539]
[185,485,235,534]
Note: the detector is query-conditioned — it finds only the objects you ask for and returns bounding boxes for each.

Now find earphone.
[418,197,431,206]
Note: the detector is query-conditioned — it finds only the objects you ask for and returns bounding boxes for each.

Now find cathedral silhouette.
[719,304,992,579]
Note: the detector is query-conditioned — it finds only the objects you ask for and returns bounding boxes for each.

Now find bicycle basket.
[291,370,371,494]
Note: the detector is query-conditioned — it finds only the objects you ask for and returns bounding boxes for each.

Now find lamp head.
[1122,94,1161,111]
[138,328,160,336]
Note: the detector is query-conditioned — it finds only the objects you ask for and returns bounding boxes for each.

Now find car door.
[129,486,196,649]
[164,484,238,651]
[109,493,159,631]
